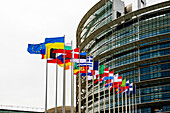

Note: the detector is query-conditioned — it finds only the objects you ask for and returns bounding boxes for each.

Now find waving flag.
[43,37,65,59]
[45,37,64,43]
[93,61,98,70]
[77,56,93,70]
[72,52,86,63]
[73,48,79,59]
[99,65,104,74]
[123,80,129,93]
[27,43,46,54]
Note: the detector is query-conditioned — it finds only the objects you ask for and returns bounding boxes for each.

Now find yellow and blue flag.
[45,37,64,43]
[43,37,65,58]
[27,43,46,54]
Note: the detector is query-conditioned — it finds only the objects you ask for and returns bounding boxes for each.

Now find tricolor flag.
[52,43,72,54]
[128,83,133,94]
[123,80,129,93]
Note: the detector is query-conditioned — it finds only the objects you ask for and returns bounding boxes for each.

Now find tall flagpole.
[132,89,134,113]
[55,53,58,113]
[125,90,127,113]
[71,41,74,113]
[92,66,94,113]
[78,47,81,113]
[62,35,66,113]
[122,88,124,113]
[129,92,131,113]
[118,85,119,113]
[135,84,137,113]
[113,73,115,113]
[98,65,100,113]
[45,49,48,113]
[104,65,106,113]
[86,51,88,113]
[109,73,111,113]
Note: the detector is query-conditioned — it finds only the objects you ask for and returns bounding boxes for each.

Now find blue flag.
[27,43,46,54]
[93,61,98,70]
[45,36,64,44]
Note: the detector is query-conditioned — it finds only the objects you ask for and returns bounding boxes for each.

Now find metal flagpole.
[129,92,131,113]
[92,61,94,113]
[132,89,134,113]
[62,35,66,113]
[45,49,48,113]
[125,90,127,113]
[113,73,115,113]
[86,51,88,113]
[135,84,137,113]
[71,41,74,113]
[118,85,119,113]
[78,47,81,113]
[55,53,58,113]
[122,88,124,113]
[109,73,111,113]
[98,64,100,113]
[104,65,106,113]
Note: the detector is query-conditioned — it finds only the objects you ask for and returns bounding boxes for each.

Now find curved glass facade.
[76,1,170,113]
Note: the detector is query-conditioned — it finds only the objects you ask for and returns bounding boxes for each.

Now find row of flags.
[27,36,136,97]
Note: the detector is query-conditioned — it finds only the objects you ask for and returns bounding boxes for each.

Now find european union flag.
[27,43,46,54]
[45,36,64,44]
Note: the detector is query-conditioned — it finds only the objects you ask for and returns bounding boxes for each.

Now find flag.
[50,48,56,59]
[27,43,46,54]
[52,43,72,54]
[80,52,86,59]
[45,37,64,43]
[47,54,71,67]
[121,79,126,87]
[94,79,98,83]
[129,83,133,91]
[81,70,91,76]
[99,65,104,74]
[77,56,93,70]
[123,80,129,93]
[93,61,98,70]
[65,43,71,50]
[133,85,136,94]
[73,48,79,59]
[72,52,86,63]
[74,62,79,75]
[91,70,99,79]
[44,37,65,59]
[128,83,133,94]
[104,68,109,76]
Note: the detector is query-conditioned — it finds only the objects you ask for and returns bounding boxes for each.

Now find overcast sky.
[0,0,166,111]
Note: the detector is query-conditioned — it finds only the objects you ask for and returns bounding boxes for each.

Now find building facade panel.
[76,0,170,113]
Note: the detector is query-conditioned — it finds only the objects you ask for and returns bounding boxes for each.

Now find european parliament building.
[76,0,170,113]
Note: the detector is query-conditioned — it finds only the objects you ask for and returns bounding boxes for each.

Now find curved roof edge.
[79,0,170,50]
[76,0,110,43]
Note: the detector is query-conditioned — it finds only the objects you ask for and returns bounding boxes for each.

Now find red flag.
[53,49,71,54]
[73,48,79,59]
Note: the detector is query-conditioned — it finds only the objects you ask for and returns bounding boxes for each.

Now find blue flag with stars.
[27,43,46,54]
